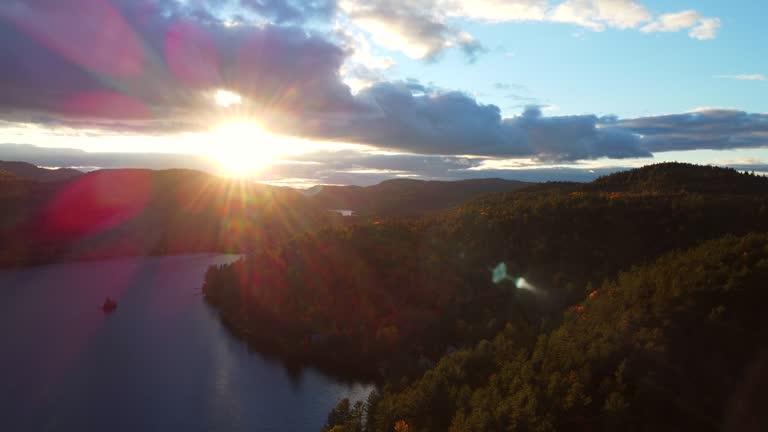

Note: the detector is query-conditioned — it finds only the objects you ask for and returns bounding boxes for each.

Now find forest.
[200,163,768,431]
[328,233,768,431]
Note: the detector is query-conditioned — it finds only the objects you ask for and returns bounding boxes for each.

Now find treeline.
[334,233,768,431]
[588,162,768,194]
[202,163,768,382]
[306,178,529,217]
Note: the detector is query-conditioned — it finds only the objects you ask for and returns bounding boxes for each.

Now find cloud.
[0,1,759,166]
[641,10,720,40]
[0,143,211,171]
[715,74,767,81]
[0,0,652,164]
[297,85,649,160]
[334,25,396,92]
[338,0,486,61]
[0,0,367,134]
[688,17,721,40]
[619,109,768,153]
[551,0,651,30]
[339,1,719,59]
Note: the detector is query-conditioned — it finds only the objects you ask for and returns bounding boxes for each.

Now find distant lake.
[0,254,372,431]
[330,209,356,217]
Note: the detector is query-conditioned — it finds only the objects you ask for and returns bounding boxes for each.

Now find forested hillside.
[306,178,530,217]
[203,163,768,383]
[354,233,768,431]
[588,162,768,194]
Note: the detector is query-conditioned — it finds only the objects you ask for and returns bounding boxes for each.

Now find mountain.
[305,178,531,217]
[0,160,82,182]
[0,168,333,267]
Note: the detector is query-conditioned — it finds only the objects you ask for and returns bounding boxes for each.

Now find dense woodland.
[329,233,768,431]
[201,163,768,431]
[204,164,768,372]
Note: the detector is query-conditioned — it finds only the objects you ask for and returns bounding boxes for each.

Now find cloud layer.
[620,109,768,153]
[0,0,761,168]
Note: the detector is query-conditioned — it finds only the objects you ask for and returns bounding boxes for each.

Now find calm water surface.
[0,254,372,431]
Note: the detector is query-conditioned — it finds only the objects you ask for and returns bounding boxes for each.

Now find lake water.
[0,254,372,432]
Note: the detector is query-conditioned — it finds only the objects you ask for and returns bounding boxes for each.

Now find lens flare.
[491,263,539,293]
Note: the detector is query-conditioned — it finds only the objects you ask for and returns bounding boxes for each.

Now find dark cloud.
[618,109,768,153]
[287,149,478,176]
[0,0,363,134]
[300,87,649,161]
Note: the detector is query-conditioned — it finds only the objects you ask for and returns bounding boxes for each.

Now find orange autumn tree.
[394,420,409,432]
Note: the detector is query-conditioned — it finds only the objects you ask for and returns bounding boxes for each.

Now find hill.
[0,160,82,182]
[0,168,333,267]
[305,178,530,217]
[588,162,768,194]
[362,233,768,431]
[202,163,768,380]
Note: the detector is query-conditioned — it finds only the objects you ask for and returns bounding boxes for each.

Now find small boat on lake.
[102,297,118,313]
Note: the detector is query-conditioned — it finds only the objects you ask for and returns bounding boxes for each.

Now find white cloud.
[444,0,548,22]
[641,10,720,40]
[715,74,767,81]
[688,17,721,40]
[551,0,652,31]
[641,10,699,33]
[340,0,720,60]
[336,24,396,93]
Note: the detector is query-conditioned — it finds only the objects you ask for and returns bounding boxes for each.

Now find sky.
[0,0,766,186]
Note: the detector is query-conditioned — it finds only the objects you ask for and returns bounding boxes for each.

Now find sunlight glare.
[209,122,277,177]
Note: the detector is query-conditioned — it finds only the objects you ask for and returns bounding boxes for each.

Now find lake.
[0,254,372,431]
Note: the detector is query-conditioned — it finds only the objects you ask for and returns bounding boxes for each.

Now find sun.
[208,122,279,177]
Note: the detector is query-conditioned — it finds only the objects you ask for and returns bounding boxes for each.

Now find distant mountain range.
[305,178,531,217]
[3,160,766,268]
[0,161,82,183]
[1,160,535,217]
